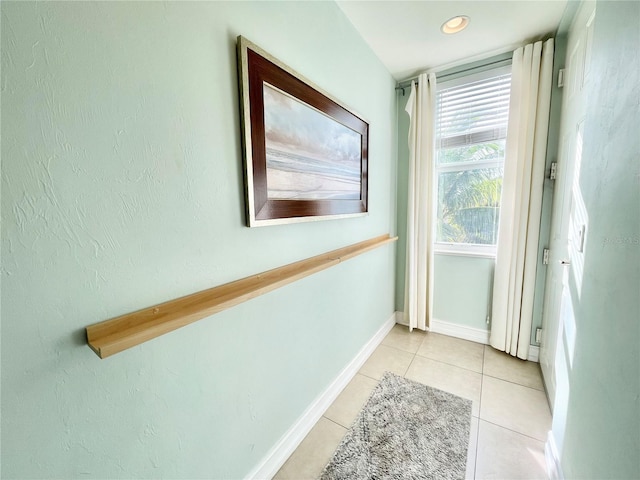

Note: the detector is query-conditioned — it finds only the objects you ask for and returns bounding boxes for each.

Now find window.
[435,68,511,257]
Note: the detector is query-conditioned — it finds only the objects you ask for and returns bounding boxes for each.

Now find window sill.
[434,245,496,259]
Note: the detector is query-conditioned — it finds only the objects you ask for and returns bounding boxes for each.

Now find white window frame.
[433,65,512,259]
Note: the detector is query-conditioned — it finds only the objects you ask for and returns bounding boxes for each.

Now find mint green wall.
[0,2,397,478]
[432,255,493,329]
[395,91,492,331]
[552,1,640,477]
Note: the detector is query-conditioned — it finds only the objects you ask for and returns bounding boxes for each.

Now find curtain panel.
[403,73,437,331]
[491,39,555,359]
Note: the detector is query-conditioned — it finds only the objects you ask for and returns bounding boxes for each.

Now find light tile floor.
[274,325,551,480]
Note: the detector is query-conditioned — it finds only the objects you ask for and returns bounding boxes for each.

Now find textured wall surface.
[432,255,493,330]
[553,1,640,477]
[1,2,397,478]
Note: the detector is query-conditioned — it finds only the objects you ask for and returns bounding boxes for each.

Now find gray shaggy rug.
[320,372,471,480]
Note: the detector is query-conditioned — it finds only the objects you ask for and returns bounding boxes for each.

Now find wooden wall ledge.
[86,234,398,359]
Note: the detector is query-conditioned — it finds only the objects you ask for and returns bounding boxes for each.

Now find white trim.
[398,313,541,361]
[395,311,408,326]
[244,313,396,480]
[545,430,564,480]
[434,246,497,259]
[398,47,515,87]
[430,318,490,345]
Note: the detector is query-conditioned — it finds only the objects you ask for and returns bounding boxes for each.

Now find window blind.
[437,74,511,149]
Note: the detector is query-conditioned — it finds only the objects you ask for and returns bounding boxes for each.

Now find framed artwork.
[237,36,369,227]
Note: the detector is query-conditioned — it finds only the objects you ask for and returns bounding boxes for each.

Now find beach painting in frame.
[263,83,362,201]
[237,35,369,226]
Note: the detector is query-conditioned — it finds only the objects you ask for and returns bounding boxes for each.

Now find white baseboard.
[395,311,407,326]
[430,318,490,345]
[394,313,489,344]
[245,313,396,480]
[396,312,540,362]
[545,430,564,480]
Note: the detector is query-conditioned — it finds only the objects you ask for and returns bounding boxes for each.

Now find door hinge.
[543,248,550,265]
[550,162,557,180]
[558,69,565,88]
[535,328,542,344]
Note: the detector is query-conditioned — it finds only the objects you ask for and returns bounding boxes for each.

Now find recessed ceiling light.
[441,15,470,34]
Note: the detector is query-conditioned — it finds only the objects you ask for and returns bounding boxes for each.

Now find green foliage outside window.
[436,142,504,245]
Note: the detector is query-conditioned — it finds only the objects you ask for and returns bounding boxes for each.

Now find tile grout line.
[414,351,484,375]
[322,415,349,432]
[481,372,546,391]
[358,371,384,382]
[473,346,486,479]
[476,418,548,444]
[383,336,487,375]
[402,351,418,378]
[405,329,430,378]
[387,332,487,375]
[380,340,424,357]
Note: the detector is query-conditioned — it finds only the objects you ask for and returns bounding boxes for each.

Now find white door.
[539,1,596,406]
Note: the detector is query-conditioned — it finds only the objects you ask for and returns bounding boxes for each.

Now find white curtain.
[491,39,555,359]
[403,73,437,331]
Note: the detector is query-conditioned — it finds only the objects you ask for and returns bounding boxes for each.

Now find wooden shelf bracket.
[86,234,397,359]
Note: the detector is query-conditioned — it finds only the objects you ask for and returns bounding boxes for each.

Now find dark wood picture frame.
[237,36,369,227]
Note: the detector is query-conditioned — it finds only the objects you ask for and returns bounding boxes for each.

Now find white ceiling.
[336,0,568,80]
